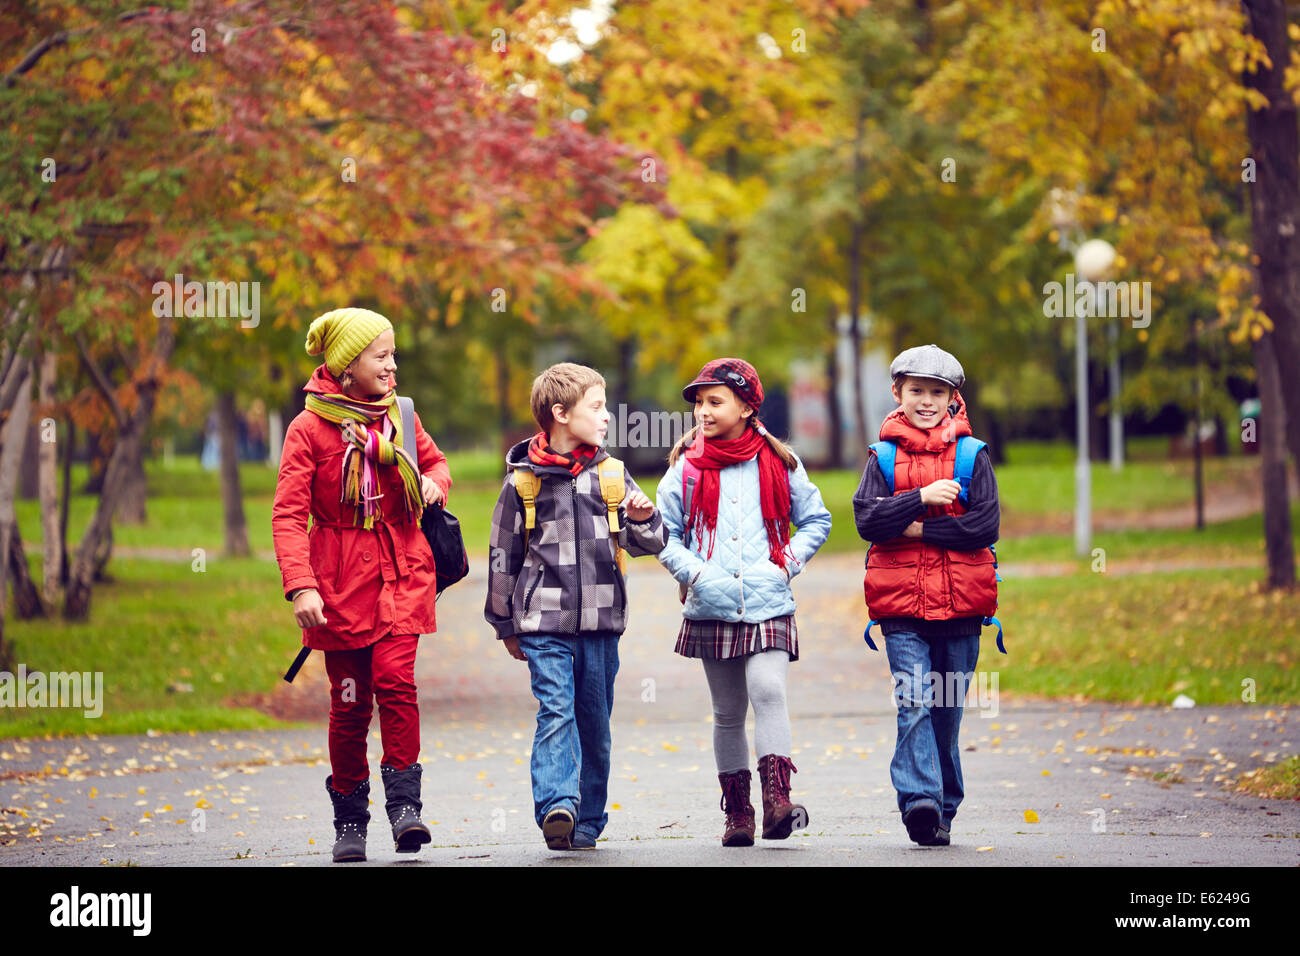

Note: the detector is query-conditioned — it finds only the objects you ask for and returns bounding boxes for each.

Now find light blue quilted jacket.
[655,451,832,623]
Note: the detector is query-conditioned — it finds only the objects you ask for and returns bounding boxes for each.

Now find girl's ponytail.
[666,425,700,467]
[756,420,799,471]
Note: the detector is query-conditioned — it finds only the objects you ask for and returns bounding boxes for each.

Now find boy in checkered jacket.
[484,363,667,851]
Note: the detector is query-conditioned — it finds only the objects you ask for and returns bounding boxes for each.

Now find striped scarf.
[305,391,422,529]
[526,431,600,476]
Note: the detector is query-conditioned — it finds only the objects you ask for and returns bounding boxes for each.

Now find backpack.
[512,458,630,574]
[862,434,1004,654]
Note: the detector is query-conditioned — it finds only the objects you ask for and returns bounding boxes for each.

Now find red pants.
[323,632,420,792]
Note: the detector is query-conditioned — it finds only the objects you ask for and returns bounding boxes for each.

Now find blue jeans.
[517,633,620,840]
[883,630,980,827]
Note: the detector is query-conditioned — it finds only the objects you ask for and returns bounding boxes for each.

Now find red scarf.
[684,422,792,569]
[527,431,600,476]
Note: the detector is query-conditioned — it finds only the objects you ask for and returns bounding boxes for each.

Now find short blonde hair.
[530,363,607,433]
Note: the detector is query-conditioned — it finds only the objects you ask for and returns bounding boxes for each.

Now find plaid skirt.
[675,614,798,662]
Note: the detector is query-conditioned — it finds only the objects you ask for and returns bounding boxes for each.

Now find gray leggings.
[701,650,792,773]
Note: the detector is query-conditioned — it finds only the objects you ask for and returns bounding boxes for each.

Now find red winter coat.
[863,393,998,621]
[271,365,453,651]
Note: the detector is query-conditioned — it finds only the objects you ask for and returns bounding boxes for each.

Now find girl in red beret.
[655,358,832,847]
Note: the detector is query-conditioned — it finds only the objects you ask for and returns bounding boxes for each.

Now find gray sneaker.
[570,829,597,850]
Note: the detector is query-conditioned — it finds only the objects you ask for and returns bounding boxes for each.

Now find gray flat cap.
[889,344,965,389]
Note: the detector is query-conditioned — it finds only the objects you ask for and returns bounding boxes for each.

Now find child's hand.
[293,588,328,628]
[902,520,924,538]
[625,490,654,522]
[421,474,444,507]
[920,479,961,506]
[503,636,527,661]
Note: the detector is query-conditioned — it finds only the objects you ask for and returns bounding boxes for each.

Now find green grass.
[992,506,1300,567]
[1235,755,1300,801]
[0,558,293,738]
[991,566,1300,705]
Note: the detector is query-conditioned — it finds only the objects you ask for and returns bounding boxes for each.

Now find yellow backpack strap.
[597,458,629,574]
[512,468,540,549]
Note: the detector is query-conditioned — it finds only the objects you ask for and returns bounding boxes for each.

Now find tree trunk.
[19,417,38,499]
[1191,321,1205,530]
[82,427,108,494]
[37,347,61,608]
[59,418,73,587]
[114,431,148,523]
[1252,331,1295,589]
[7,520,44,619]
[1243,0,1300,471]
[496,340,511,457]
[64,315,174,619]
[848,104,870,464]
[825,302,844,470]
[218,390,251,557]
[0,356,34,658]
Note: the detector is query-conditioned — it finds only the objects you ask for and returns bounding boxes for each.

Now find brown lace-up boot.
[757,754,808,840]
[718,770,756,847]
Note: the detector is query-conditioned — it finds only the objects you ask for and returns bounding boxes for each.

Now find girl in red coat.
[271,307,452,862]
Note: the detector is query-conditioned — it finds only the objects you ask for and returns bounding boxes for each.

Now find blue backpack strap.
[983,615,1006,654]
[955,436,1003,579]
[863,443,895,653]
[869,441,896,494]
[953,436,985,504]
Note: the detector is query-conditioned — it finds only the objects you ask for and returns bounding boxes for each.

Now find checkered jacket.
[484,440,668,639]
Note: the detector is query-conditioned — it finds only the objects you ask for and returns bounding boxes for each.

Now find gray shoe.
[570,829,597,850]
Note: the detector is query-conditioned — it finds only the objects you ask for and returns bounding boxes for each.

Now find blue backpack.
[863,435,1005,654]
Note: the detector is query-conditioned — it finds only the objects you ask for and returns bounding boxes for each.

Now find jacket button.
[733,571,740,578]
[731,497,737,503]
[363,552,372,562]
[736,609,743,615]
[731,534,738,541]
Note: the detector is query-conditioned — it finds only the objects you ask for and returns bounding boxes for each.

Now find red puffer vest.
[863,391,998,621]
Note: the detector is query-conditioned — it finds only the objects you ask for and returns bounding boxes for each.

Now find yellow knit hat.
[305,308,394,376]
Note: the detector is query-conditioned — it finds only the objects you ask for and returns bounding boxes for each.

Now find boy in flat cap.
[851,344,1001,847]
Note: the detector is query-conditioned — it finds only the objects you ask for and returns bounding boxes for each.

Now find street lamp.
[1073,238,1116,558]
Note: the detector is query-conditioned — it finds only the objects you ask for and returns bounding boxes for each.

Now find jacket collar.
[879,389,972,454]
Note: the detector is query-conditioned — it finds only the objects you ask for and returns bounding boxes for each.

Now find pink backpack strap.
[681,456,702,551]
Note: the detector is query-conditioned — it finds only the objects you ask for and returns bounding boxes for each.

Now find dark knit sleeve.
[921,447,1000,550]
[852,450,926,544]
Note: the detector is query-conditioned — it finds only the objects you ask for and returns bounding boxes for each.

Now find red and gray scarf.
[526,431,600,476]
[684,422,792,569]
